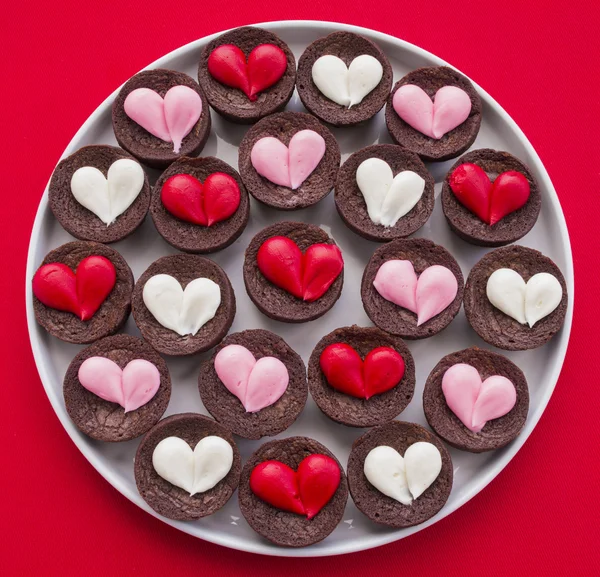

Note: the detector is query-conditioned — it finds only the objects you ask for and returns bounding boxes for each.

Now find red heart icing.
[207,44,287,102]
[32,256,116,321]
[320,344,405,399]
[256,236,343,302]
[250,454,340,519]
[449,163,530,225]
[160,173,241,226]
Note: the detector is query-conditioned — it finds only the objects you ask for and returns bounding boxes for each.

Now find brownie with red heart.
[441,149,542,246]
[238,437,348,547]
[308,325,415,427]
[243,221,344,323]
[32,241,134,344]
[151,156,249,253]
[198,26,296,123]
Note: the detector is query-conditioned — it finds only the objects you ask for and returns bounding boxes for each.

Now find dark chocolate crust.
[112,69,211,169]
[131,254,236,356]
[347,421,453,528]
[48,145,150,243]
[441,149,542,246]
[32,241,134,344]
[308,326,416,427]
[464,245,568,350]
[198,26,296,123]
[238,437,348,547]
[198,329,308,439]
[63,335,171,442]
[335,144,435,242]
[243,221,344,323]
[134,413,241,521]
[361,238,464,339]
[385,66,482,162]
[150,156,250,253]
[238,112,341,210]
[296,31,393,126]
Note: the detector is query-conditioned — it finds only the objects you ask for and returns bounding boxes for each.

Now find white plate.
[25,20,574,557]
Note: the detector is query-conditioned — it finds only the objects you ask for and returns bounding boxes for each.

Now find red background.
[2,1,599,574]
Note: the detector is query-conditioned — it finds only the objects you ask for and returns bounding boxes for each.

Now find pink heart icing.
[392,84,472,139]
[442,364,517,432]
[250,129,326,190]
[78,357,161,413]
[373,260,458,326]
[214,344,289,413]
[123,85,202,153]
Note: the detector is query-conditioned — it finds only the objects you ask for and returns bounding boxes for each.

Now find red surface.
[2,0,599,574]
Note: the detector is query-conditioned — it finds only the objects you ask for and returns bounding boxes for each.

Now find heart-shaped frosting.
[142,274,221,336]
[364,443,442,505]
[152,435,233,496]
[356,158,425,227]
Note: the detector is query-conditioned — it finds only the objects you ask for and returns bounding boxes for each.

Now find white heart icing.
[152,436,233,496]
[70,158,144,225]
[356,158,425,227]
[486,269,563,328]
[142,274,221,336]
[311,54,383,108]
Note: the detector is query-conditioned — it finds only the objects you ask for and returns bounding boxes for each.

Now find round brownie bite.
[198,329,307,439]
[296,31,393,126]
[113,69,211,169]
[48,145,150,243]
[335,144,435,242]
[131,254,235,356]
[63,334,171,442]
[151,156,250,253]
[243,221,344,323]
[441,149,542,247]
[464,245,568,350]
[347,421,453,528]
[198,26,296,124]
[361,238,464,339]
[32,241,133,344]
[423,347,529,452]
[308,326,415,427]
[135,413,241,521]
[238,111,341,210]
[238,437,349,547]
[385,66,482,162]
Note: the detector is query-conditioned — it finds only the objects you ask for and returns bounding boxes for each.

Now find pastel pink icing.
[250,129,326,190]
[392,84,471,139]
[214,344,289,413]
[442,364,517,432]
[78,357,161,413]
[373,260,458,326]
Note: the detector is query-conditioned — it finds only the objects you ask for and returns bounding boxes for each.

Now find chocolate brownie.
[150,156,250,253]
[243,221,344,323]
[48,145,150,243]
[361,238,464,339]
[198,329,307,439]
[464,245,568,350]
[131,254,235,356]
[335,144,435,242]
[308,326,416,427]
[238,112,341,210]
[63,335,170,442]
[198,26,296,123]
[385,66,482,162]
[135,413,241,520]
[112,69,211,169]
[347,421,453,528]
[296,31,393,126]
[32,241,133,344]
[238,437,348,547]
